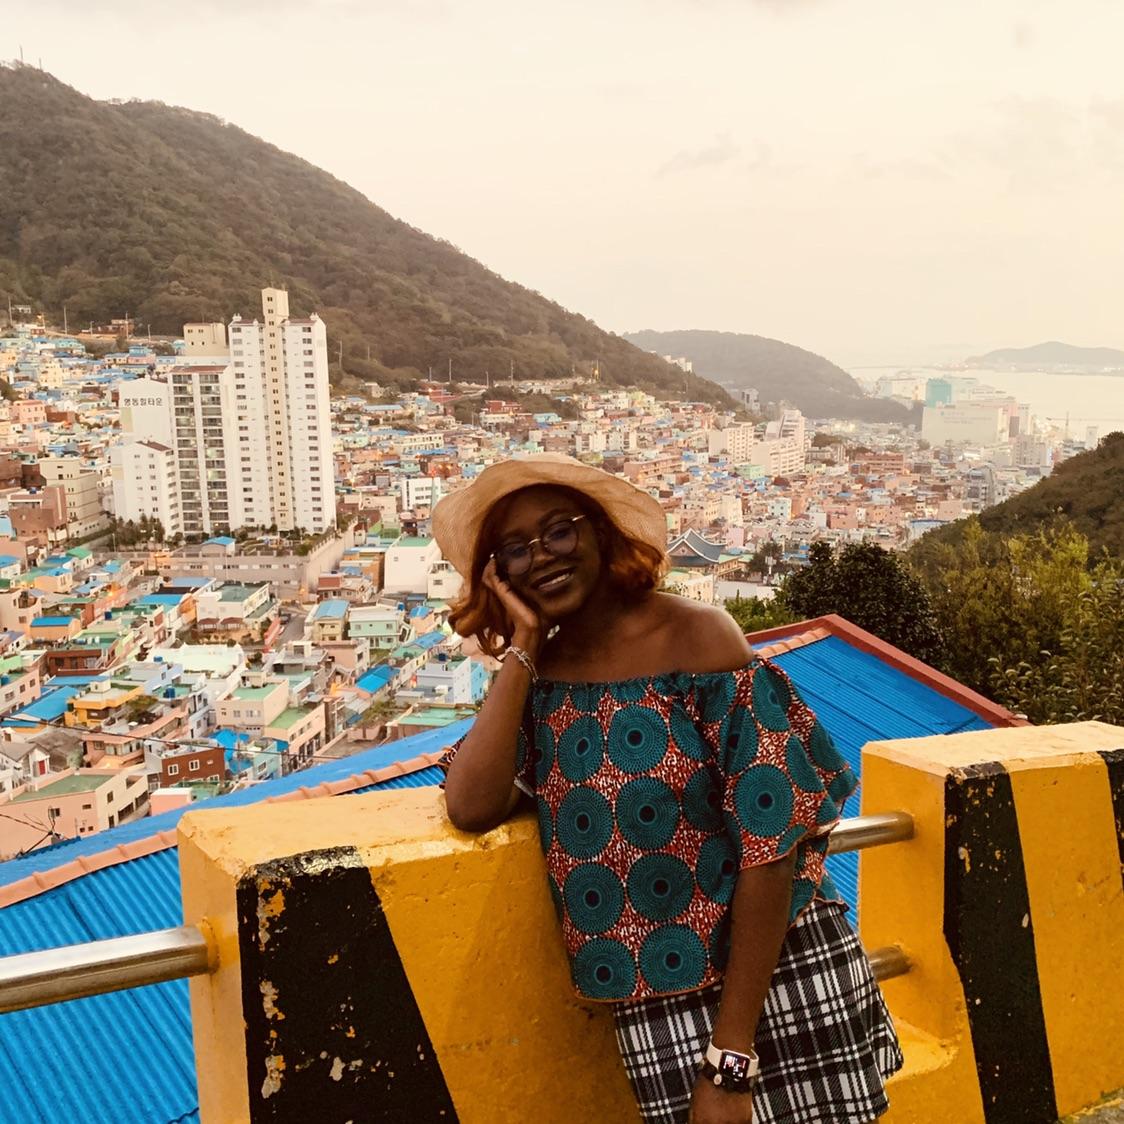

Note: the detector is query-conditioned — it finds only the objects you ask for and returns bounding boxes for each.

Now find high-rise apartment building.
[228,289,335,532]
[113,289,336,537]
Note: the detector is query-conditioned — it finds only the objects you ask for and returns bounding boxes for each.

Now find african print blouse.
[447,657,857,1004]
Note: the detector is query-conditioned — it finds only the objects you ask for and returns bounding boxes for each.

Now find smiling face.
[488,485,605,620]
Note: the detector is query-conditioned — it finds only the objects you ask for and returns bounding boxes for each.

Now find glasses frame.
[492,514,588,578]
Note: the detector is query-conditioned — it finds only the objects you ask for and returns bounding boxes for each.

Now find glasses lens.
[498,544,532,576]
[542,522,579,557]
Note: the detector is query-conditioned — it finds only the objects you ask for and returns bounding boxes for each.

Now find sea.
[850,366,1124,439]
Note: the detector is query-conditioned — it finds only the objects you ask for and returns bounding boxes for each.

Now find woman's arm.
[691,852,796,1123]
[444,560,544,832]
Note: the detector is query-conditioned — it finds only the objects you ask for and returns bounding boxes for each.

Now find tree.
[780,541,944,666]
[912,518,1124,721]
[911,519,1092,697]
[724,595,798,635]
[991,566,1124,724]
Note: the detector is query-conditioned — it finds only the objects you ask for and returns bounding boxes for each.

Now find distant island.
[966,341,1124,374]
[624,329,918,424]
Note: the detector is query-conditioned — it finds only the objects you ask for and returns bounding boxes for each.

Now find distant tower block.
[183,322,228,358]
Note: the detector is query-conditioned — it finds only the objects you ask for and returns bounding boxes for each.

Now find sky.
[13,0,1124,367]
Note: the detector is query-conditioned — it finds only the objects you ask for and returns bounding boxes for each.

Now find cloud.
[657,133,740,177]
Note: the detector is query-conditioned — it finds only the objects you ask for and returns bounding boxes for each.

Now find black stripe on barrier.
[943,762,1057,1124]
[236,847,457,1122]
[1098,748,1124,895]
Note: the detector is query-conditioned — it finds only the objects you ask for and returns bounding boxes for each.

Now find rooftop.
[10,772,112,801]
[269,707,313,731]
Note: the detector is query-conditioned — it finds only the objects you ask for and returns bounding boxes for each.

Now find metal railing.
[0,813,914,1015]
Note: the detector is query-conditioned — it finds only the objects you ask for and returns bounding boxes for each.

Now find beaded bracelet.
[506,644,538,683]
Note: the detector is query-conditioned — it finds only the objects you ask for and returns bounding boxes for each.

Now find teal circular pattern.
[556,715,604,783]
[548,873,564,919]
[572,938,637,1000]
[682,767,723,832]
[537,801,554,852]
[669,703,708,761]
[695,836,737,905]
[538,681,569,713]
[777,823,806,855]
[515,725,529,776]
[785,734,823,793]
[829,770,857,804]
[790,877,817,915]
[820,871,839,900]
[751,665,791,732]
[734,764,794,838]
[724,715,759,774]
[608,706,669,774]
[816,795,840,825]
[617,777,679,850]
[626,853,695,921]
[639,925,706,993]
[708,916,732,971]
[808,721,844,770]
[534,726,556,786]
[564,863,625,935]
[611,677,652,704]
[697,671,737,725]
[556,787,613,859]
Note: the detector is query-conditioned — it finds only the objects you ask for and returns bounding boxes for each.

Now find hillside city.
[0,290,1100,859]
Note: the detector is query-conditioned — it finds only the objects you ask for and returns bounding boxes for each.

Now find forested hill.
[919,432,1124,558]
[0,65,730,404]
[624,329,916,424]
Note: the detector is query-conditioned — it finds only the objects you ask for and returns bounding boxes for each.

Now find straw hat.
[432,454,668,577]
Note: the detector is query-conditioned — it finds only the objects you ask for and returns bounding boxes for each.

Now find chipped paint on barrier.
[234,846,456,1122]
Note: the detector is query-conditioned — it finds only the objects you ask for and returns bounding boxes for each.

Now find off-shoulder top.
[443,656,857,1003]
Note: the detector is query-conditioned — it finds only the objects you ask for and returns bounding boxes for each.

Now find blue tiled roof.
[0,627,1000,1123]
[414,630,446,650]
[761,633,994,908]
[0,722,471,1124]
[356,665,396,693]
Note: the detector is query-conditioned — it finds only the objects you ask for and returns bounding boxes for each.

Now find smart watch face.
[719,1051,753,1082]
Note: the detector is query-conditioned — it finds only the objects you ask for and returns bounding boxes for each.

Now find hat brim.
[432,454,668,577]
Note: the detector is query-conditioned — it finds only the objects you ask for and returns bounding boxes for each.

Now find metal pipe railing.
[0,925,212,1015]
[868,945,910,982]
[827,811,914,854]
[0,812,916,1015]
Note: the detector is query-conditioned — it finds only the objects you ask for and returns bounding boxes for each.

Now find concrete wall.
[860,721,1124,1124]
[178,721,1124,1124]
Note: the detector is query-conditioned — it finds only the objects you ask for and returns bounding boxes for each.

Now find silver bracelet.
[506,644,538,683]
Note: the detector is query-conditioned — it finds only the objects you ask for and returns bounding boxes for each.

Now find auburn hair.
[448,485,669,658]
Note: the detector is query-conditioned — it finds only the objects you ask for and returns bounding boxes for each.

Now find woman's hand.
[689,1075,754,1123]
[482,557,545,654]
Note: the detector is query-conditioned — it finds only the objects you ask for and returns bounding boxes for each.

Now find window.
[167,764,179,776]
[189,760,200,772]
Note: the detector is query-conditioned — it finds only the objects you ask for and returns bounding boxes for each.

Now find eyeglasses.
[493,515,587,577]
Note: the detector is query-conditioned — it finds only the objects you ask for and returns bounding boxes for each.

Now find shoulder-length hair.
[448,485,669,658]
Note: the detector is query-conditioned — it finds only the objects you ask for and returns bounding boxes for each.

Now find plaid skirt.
[612,900,903,1123]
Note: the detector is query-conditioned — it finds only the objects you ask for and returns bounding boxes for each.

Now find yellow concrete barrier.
[178,789,639,1123]
[860,721,1124,1124]
[178,719,1124,1123]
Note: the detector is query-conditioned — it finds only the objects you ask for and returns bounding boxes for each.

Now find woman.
[435,454,902,1124]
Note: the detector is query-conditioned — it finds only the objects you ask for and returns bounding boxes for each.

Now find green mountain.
[624,329,917,424]
[968,341,1124,371]
[0,65,731,404]
[918,432,1124,558]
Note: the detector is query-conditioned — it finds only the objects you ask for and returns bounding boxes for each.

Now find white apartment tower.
[113,290,336,537]
[228,289,336,532]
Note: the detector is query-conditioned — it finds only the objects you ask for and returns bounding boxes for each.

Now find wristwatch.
[702,1041,760,1092]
